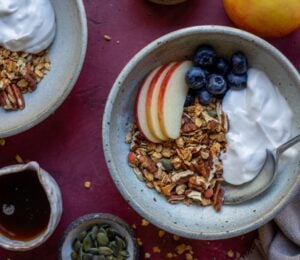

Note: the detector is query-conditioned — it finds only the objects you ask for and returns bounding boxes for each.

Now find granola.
[127,98,228,211]
[0,47,51,111]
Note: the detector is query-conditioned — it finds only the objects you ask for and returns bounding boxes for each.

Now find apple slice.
[157,60,192,139]
[135,66,163,143]
[146,62,177,141]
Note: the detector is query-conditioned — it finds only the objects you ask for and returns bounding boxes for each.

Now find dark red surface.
[0,1,299,259]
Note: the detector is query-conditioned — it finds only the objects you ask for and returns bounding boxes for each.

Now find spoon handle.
[276,134,300,158]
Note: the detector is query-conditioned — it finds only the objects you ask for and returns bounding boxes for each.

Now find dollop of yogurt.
[0,0,56,53]
[221,68,295,185]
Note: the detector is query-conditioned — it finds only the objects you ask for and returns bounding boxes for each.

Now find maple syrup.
[0,170,51,241]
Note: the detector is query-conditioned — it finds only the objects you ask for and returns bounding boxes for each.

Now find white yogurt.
[221,68,295,185]
[0,0,56,53]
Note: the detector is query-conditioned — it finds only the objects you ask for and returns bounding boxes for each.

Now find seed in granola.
[160,158,173,171]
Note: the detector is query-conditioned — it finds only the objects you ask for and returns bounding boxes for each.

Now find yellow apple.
[223,0,300,38]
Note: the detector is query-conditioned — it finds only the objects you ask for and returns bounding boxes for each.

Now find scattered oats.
[152,246,161,253]
[144,252,151,258]
[137,238,143,246]
[15,154,23,164]
[158,230,165,238]
[84,181,91,189]
[173,235,180,241]
[141,219,150,226]
[132,224,137,229]
[227,250,234,258]
[0,138,5,146]
[104,34,112,41]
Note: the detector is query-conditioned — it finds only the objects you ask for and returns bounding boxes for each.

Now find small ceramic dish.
[59,213,138,260]
[102,25,300,239]
[0,0,87,138]
[0,161,63,251]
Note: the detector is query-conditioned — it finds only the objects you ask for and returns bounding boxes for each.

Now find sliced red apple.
[135,66,162,143]
[146,62,177,141]
[157,60,192,139]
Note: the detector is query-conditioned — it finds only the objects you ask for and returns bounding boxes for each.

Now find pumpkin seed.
[115,236,126,250]
[92,256,105,260]
[97,232,109,246]
[119,250,129,257]
[106,228,118,240]
[87,248,99,255]
[73,239,82,253]
[98,246,113,256]
[90,225,99,239]
[160,158,173,171]
[82,254,93,260]
[79,231,88,241]
[71,251,78,260]
[208,109,218,118]
[83,235,93,252]
[109,241,120,256]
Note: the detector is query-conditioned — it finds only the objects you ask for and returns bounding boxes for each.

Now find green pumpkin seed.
[98,246,113,256]
[73,239,82,253]
[119,250,129,257]
[70,251,78,260]
[106,228,118,240]
[208,109,218,118]
[92,256,105,260]
[79,231,88,241]
[160,158,173,171]
[109,241,120,256]
[115,236,126,250]
[116,256,124,260]
[90,225,99,239]
[82,254,93,260]
[83,235,93,252]
[97,232,109,246]
[87,248,99,255]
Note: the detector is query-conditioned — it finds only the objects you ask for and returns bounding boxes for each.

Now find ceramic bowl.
[102,26,300,239]
[59,213,138,260]
[0,0,87,138]
[0,162,62,251]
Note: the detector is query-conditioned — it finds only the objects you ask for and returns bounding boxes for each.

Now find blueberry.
[207,74,227,95]
[197,89,213,105]
[214,57,230,75]
[184,91,195,107]
[193,44,216,68]
[231,52,248,74]
[185,67,207,90]
[227,72,247,90]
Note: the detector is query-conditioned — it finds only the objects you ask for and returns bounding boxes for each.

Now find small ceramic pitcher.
[0,161,63,251]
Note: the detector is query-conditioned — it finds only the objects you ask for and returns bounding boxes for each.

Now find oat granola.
[0,47,51,111]
[126,98,228,211]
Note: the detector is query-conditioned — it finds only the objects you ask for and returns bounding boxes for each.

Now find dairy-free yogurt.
[221,68,295,185]
[0,0,56,53]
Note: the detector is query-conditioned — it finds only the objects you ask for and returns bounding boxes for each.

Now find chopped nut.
[132,224,137,229]
[141,219,150,226]
[158,230,165,238]
[15,154,23,164]
[144,252,151,258]
[227,250,234,258]
[185,253,193,260]
[84,181,91,189]
[173,235,180,241]
[152,246,161,253]
[137,238,143,246]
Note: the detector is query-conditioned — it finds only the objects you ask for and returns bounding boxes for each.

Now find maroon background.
[0,0,299,259]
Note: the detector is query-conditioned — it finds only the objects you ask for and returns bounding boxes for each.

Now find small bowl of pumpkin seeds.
[59,213,138,260]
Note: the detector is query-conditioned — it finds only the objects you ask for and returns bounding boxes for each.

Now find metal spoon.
[223,134,300,204]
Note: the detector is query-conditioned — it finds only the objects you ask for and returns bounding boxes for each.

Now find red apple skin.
[135,67,162,143]
[145,63,175,141]
[224,0,300,38]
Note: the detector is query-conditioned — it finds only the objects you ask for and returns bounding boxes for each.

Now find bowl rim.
[102,25,300,239]
[0,0,88,138]
[58,213,139,260]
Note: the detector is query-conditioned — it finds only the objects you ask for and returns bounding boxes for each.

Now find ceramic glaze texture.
[0,162,62,251]
[0,0,87,138]
[102,26,300,239]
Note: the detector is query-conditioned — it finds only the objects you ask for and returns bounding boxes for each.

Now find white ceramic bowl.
[59,213,138,260]
[102,26,300,239]
[0,0,87,138]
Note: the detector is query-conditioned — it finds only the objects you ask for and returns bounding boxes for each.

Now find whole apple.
[223,0,300,38]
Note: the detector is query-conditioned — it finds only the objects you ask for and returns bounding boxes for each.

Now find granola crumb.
[0,138,5,146]
[137,238,143,246]
[173,235,180,241]
[141,219,150,226]
[158,230,165,238]
[175,244,193,255]
[152,246,161,253]
[144,252,151,258]
[132,224,137,229]
[166,252,174,259]
[15,154,23,164]
[104,34,112,41]
[227,250,234,258]
[236,252,241,258]
[84,181,91,189]
[185,253,193,260]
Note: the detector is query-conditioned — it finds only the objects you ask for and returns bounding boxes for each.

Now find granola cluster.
[0,47,51,111]
[126,99,228,211]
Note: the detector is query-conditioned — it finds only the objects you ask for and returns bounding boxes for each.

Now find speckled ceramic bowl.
[0,162,62,251]
[0,0,87,138]
[102,26,300,239]
[59,213,138,260]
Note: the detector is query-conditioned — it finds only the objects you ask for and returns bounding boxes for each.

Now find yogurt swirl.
[0,0,56,53]
[221,68,296,185]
